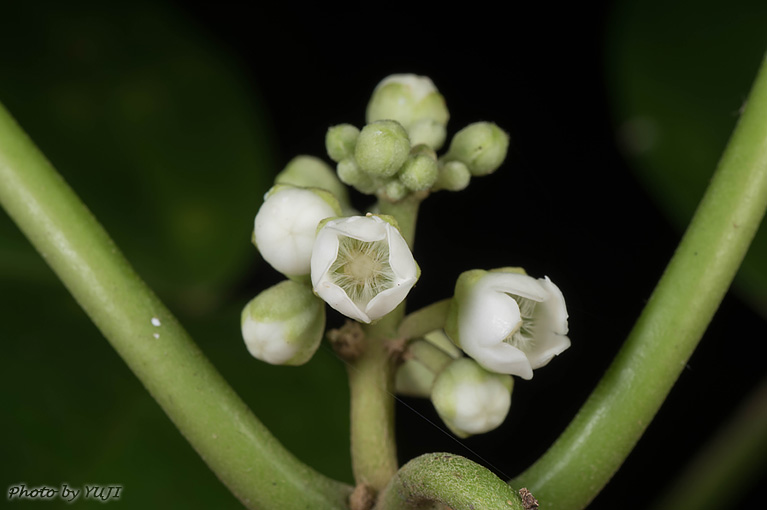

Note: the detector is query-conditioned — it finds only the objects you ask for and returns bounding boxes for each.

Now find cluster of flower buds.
[240,74,570,438]
[326,74,509,200]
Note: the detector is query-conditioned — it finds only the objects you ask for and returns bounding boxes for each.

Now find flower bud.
[241,280,326,366]
[366,74,449,132]
[383,179,409,202]
[326,124,360,163]
[254,185,341,276]
[408,118,447,150]
[311,215,418,323]
[434,160,471,192]
[445,268,570,380]
[445,122,509,176]
[398,150,439,192]
[431,358,513,438]
[274,155,350,210]
[355,120,411,178]
[337,158,380,194]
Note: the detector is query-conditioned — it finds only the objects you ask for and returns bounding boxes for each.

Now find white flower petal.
[385,222,418,280]
[315,275,371,323]
[538,276,569,335]
[464,341,534,380]
[327,215,387,242]
[524,331,571,370]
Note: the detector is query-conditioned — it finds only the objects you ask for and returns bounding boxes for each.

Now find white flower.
[253,186,340,276]
[311,215,418,323]
[241,280,326,366]
[446,269,570,380]
[431,358,513,438]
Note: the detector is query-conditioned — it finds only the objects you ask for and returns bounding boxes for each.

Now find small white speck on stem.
[151,317,161,327]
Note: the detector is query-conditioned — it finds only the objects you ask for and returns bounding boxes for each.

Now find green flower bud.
[446,122,509,176]
[326,124,360,163]
[274,155,350,209]
[383,179,409,201]
[431,357,513,438]
[337,158,380,194]
[434,160,471,192]
[241,280,326,366]
[399,151,438,191]
[366,74,449,131]
[408,118,447,150]
[355,120,411,178]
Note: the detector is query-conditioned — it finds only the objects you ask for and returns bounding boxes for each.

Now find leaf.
[606,0,767,317]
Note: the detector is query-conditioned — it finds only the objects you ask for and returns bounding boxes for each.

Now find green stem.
[398,298,451,340]
[511,53,767,509]
[349,313,401,491]
[348,196,424,492]
[650,376,767,510]
[0,103,351,510]
[376,453,525,510]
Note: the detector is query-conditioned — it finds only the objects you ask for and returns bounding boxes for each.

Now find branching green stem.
[511,53,767,509]
[398,298,451,340]
[0,103,351,510]
[376,453,525,510]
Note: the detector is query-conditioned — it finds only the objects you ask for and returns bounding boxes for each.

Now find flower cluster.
[240,74,570,438]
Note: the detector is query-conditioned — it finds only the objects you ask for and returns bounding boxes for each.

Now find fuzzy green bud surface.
[399,151,439,191]
[446,122,509,176]
[431,357,513,438]
[355,120,411,178]
[241,280,326,366]
[435,160,472,191]
[274,155,350,209]
[326,124,360,163]
[337,158,379,194]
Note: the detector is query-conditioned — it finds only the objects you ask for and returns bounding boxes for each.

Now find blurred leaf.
[606,0,767,317]
[0,0,273,311]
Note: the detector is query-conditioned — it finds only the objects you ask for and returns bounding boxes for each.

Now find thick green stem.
[0,103,351,510]
[376,453,525,510]
[511,53,767,509]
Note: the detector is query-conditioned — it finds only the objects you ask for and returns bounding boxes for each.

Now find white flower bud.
[254,185,341,276]
[366,74,450,135]
[274,155,350,210]
[355,120,411,178]
[241,280,326,366]
[431,358,513,438]
[446,269,570,380]
[311,215,419,323]
[445,122,509,176]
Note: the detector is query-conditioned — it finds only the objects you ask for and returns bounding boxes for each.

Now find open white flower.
[253,185,340,276]
[446,269,570,380]
[431,358,513,438]
[311,215,418,323]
